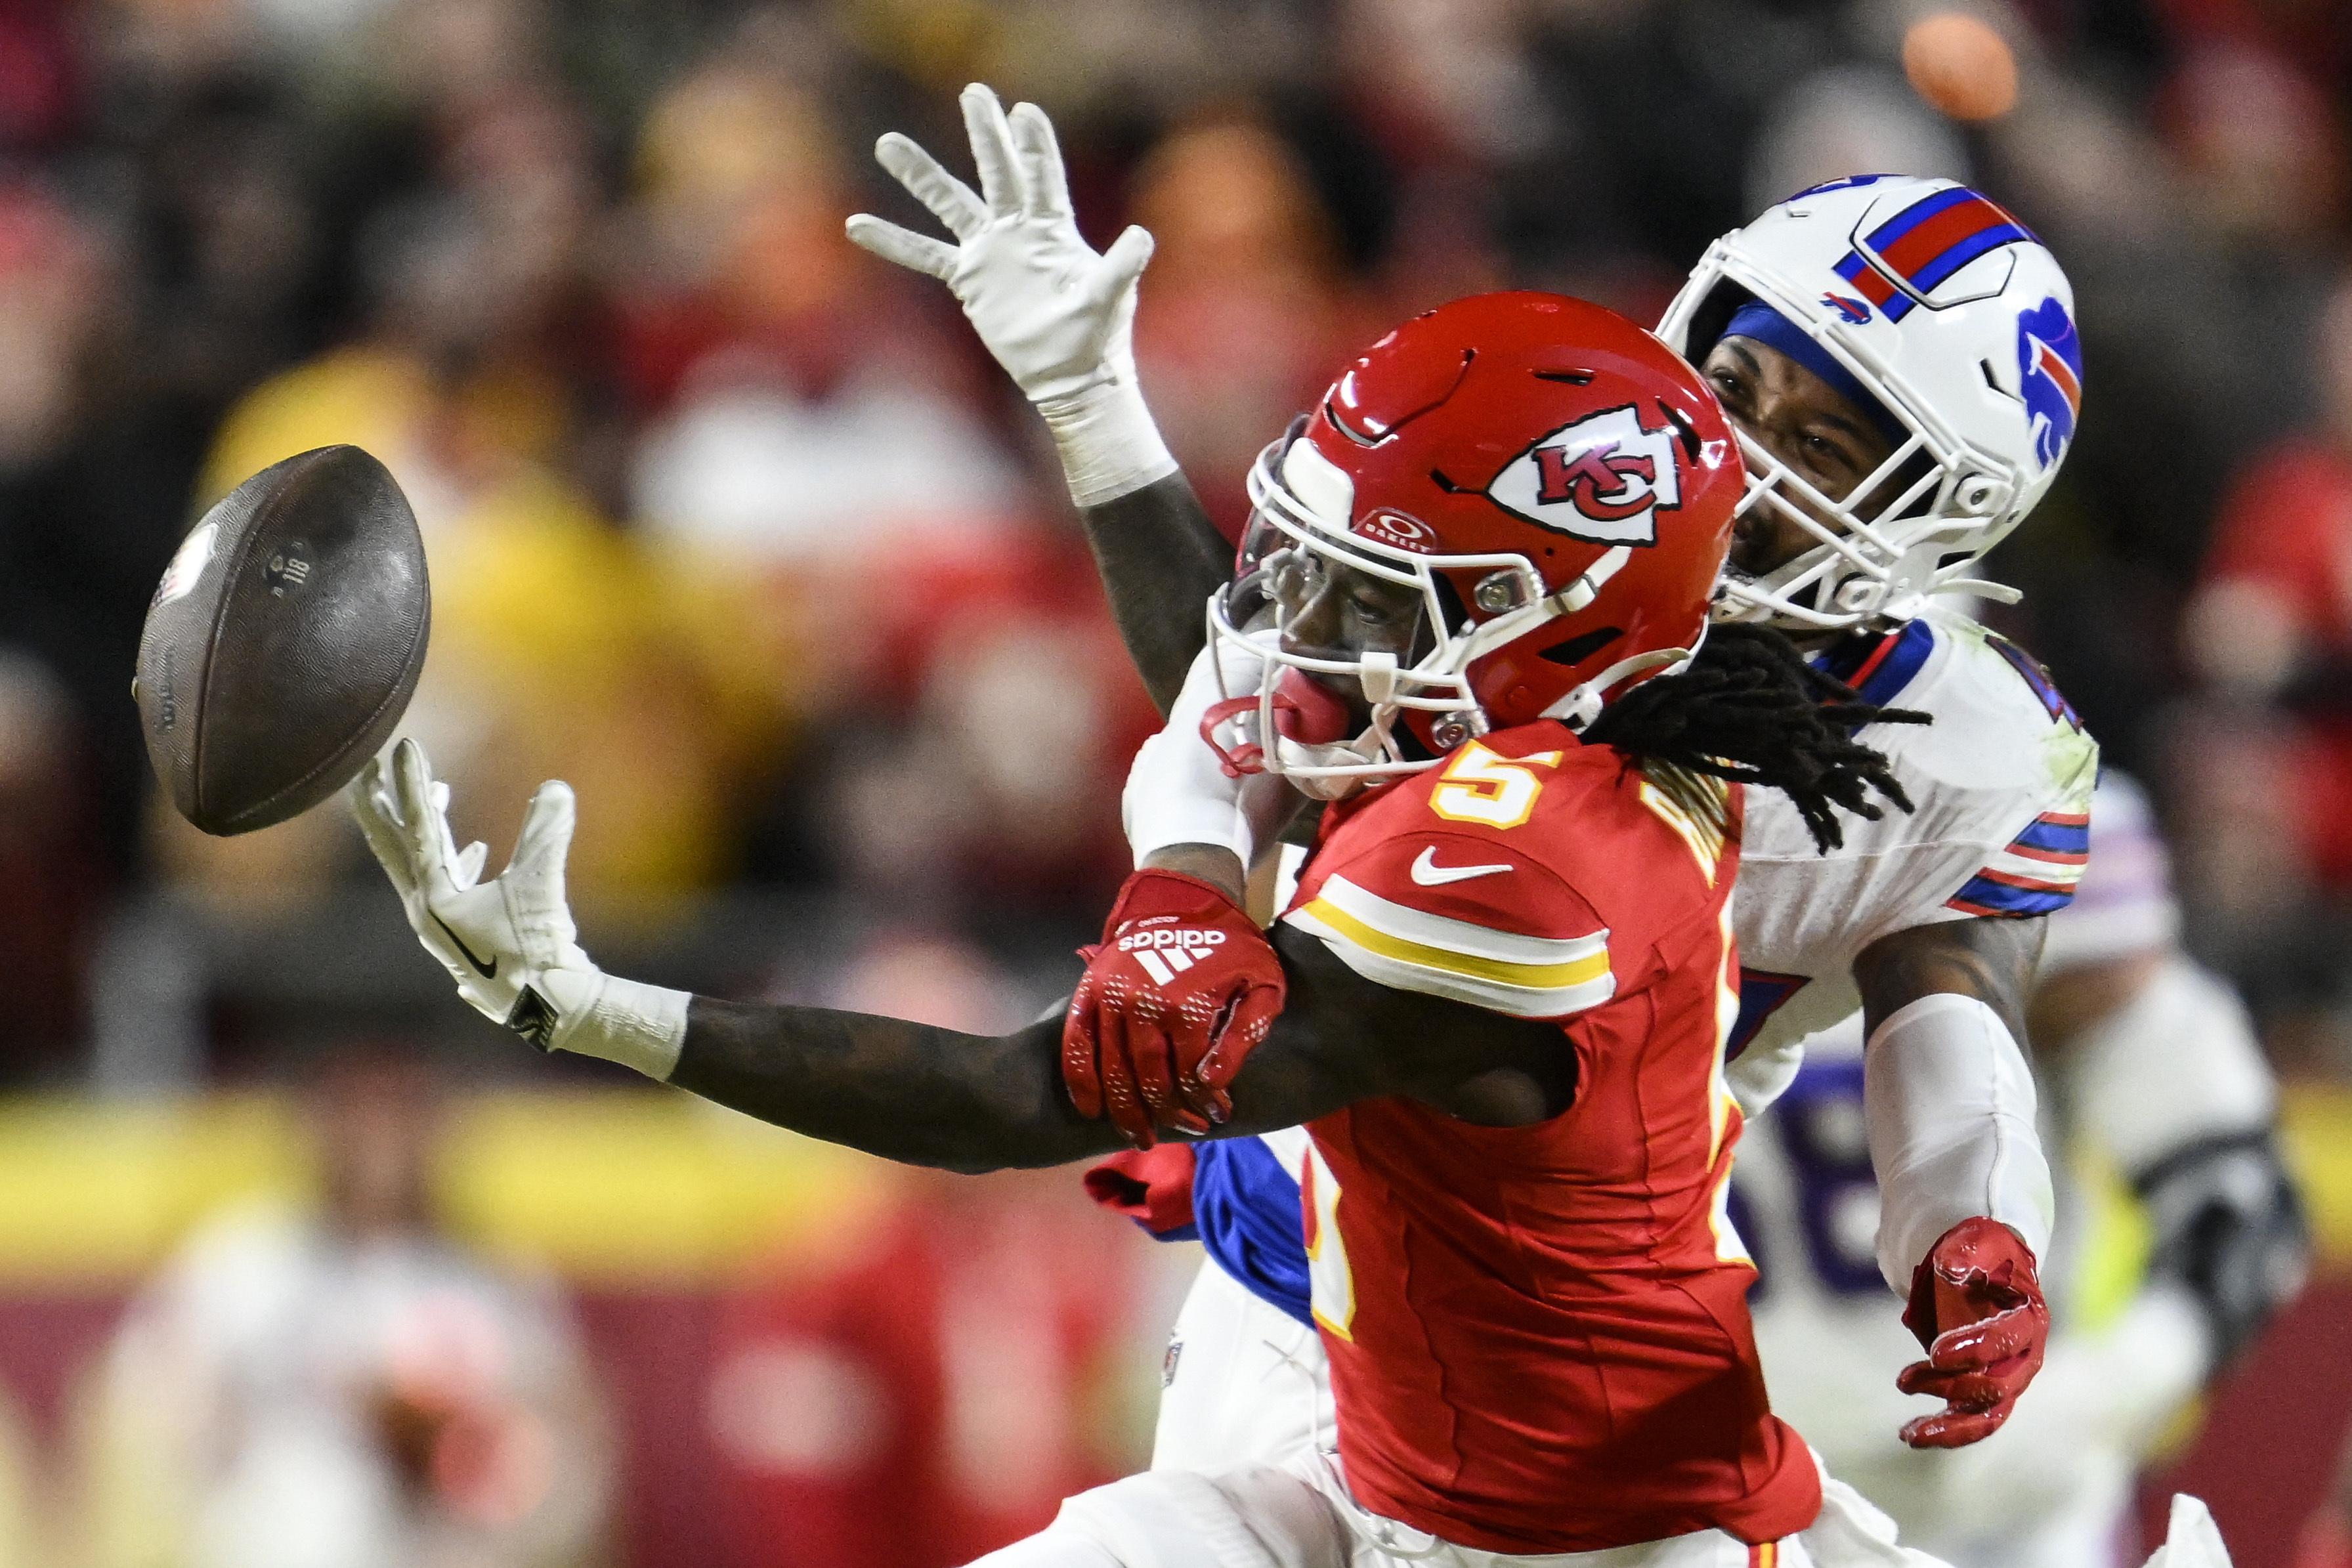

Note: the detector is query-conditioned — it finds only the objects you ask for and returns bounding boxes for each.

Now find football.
[134,444,430,836]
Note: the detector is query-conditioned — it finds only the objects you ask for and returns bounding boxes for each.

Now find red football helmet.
[1206,291,1743,792]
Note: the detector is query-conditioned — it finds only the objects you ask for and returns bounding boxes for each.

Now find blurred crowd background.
[0,0,2349,1563]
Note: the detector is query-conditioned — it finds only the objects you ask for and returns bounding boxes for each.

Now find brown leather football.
[135,445,430,835]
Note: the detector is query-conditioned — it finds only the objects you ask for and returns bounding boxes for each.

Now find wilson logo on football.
[1486,404,1681,545]
[1118,925,1228,985]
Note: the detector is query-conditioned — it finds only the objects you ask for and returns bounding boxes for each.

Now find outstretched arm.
[845,83,1231,713]
[353,740,1561,1170]
[670,923,1492,1170]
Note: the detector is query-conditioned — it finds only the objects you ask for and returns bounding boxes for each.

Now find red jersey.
[1279,722,1821,1552]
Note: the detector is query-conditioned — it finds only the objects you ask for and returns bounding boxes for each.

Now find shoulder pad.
[1286,822,1613,1020]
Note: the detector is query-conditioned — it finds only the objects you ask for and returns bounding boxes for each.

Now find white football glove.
[353,738,689,1078]
[847,83,1175,505]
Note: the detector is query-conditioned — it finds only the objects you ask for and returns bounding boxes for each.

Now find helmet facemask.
[1719,412,2005,630]
[1204,435,1660,798]
[1658,177,2075,633]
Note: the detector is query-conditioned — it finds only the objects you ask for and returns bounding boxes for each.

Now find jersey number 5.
[1429,742,1562,830]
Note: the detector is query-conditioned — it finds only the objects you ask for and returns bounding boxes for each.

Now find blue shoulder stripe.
[1946,873,2074,918]
[2011,813,2091,856]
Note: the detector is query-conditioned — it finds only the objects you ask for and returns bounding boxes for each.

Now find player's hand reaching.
[1063,869,1286,1148]
[1896,1216,2051,1447]
[352,738,607,1051]
[847,82,1152,405]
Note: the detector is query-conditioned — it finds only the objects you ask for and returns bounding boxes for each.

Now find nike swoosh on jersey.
[1409,846,1514,886]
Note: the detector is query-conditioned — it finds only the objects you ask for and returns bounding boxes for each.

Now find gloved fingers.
[452,839,489,890]
[844,213,960,280]
[391,739,460,898]
[1180,983,1277,1124]
[507,780,578,885]
[1060,992,1107,1120]
[424,779,477,885]
[1093,1006,1158,1149]
[1128,1013,1189,1132]
[872,133,986,240]
[959,82,1023,219]
[1896,1360,2009,1410]
[1928,1302,2043,1371]
[1086,226,1155,318]
[349,761,419,901]
[1008,100,1071,220]
[1195,981,1281,1091]
[1898,1405,2009,1449]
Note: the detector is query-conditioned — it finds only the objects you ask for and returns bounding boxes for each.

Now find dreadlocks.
[1581,623,1927,854]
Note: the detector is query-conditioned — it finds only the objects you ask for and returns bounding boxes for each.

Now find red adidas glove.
[1896,1216,2051,1448]
[1062,868,1286,1148]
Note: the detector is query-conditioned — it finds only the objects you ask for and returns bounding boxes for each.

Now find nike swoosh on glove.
[845,81,1152,404]
[1063,868,1285,1149]
[1896,1215,2051,1447]
[352,736,605,1049]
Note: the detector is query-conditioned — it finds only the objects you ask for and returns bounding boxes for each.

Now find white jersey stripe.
[1306,873,1608,968]
[1287,904,1617,1019]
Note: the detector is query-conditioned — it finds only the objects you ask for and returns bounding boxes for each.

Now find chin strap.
[1541,641,1703,733]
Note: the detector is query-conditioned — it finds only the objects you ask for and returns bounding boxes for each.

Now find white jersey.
[1738,774,2269,1568]
[1728,603,2099,1111]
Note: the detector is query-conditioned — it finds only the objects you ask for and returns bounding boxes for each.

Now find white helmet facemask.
[1657,175,2081,633]
[1201,437,1642,798]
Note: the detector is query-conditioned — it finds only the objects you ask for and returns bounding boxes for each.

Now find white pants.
[967,1449,1957,1568]
[1079,1260,2236,1568]
[1152,1253,1333,1473]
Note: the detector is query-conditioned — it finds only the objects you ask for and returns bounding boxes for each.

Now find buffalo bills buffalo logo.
[1487,404,1681,544]
[2015,297,2082,470]
[1821,292,1872,325]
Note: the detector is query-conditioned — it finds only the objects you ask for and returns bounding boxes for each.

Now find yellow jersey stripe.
[1293,895,1612,991]
[1312,874,1608,967]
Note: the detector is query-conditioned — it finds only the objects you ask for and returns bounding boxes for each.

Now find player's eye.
[1803,433,1858,476]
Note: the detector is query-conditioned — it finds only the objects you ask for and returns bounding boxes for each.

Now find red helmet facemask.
[1203,291,1742,796]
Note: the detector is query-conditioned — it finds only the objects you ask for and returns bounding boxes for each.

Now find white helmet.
[1656,175,2081,632]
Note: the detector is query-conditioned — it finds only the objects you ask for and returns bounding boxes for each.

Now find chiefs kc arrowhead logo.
[1486,404,1680,545]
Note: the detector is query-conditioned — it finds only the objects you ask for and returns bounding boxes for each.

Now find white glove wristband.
[1864,992,2055,1290]
[1037,375,1178,509]
[540,970,692,1082]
